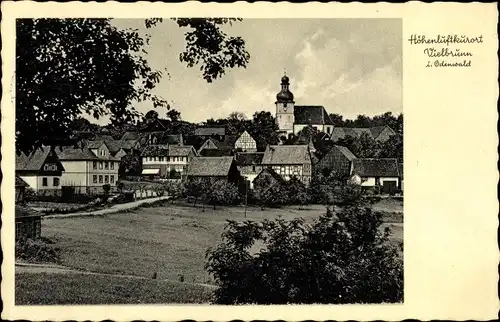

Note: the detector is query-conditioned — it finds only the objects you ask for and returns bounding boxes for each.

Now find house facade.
[235,152,264,188]
[142,144,197,178]
[274,74,335,136]
[186,156,241,185]
[234,130,257,152]
[16,148,65,193]
[261,144,314,185]
[55,146,120,194]
[315,145,357,179]
[350,158,400,194]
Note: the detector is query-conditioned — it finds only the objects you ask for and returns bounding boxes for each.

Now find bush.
[206,205,403,304]
[207,180,240,209]
[16,237,61,264]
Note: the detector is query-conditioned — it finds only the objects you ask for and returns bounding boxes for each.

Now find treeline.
[329,111,403,134]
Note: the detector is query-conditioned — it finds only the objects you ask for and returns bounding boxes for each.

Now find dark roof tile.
[352,158,399,177]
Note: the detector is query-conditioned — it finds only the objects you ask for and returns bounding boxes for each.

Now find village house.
[186,156,241,185]
[141,144,197,178]
[261,144,314,185]
[87,139,141,159]
[15,206,42,242]
[274,74,335,136]
[15,175,29,203]
[252,167,286,192]
[197,137,234,156]
[350,158,400,194]
[55,146,120,194]
[315,145,357,179]
[234,130,257,152]
[234,152,264,188]
[16,148,65,194]
[194,126,226,142]
[330,125,396,143]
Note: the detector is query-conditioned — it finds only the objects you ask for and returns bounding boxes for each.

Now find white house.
[141,144,197,178]
[350,158,400,194]
[55,145,120,194]
[16,148,65,193]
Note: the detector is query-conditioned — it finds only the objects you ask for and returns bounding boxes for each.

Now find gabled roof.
[138,119,171,132]
[141,145,170,157]
[262,145,312,165]
[333,145,357,161]
[169,145,195,157]
[16,175,29,187]
[55,146,120,161]
[15,152,29,170]
[194,127,226,136]
[87,140,106,149]
[94,134,115,141]
[199,149,233,157]
[254,167,286,185]
[235,152,264,166]
[186,156,235,177]
[18,148,52,171]
[105,140,139,153]
[294,106,334,125]
[352,158,399,177]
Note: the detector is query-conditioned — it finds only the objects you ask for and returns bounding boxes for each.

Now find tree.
[248,111,280,151]
[378,133,403,163]
[286,176,309,207]
[328,113,345,127]
[335,133,380,158]
[253,182,289,209]
[167,109,181,122]
[16,18,250,154]
[164,180,186,204]
[205,206,403,304]
[144,110,159,122]
[184,178,210,207]
[228,111,247,121]
[119,152,142,177]
[207,180,240,209]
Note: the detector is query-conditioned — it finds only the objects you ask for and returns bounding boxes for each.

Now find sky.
[100,18,402,124]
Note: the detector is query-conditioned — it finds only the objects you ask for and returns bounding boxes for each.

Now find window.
[93,175,98,183]
[110,175,115,183]
[53,177,59,187]
[327,127,331,134]
[110,162,114,170]
[42,177,48,186]
[93,161,97,169]
[99,175,103,183]
[105,162,109,170]
[105,175,109,183]
[252,165,256,172]
[99,162,103,170]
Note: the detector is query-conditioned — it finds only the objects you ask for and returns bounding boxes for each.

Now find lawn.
[37,201,403,285]
[15,272,214,305]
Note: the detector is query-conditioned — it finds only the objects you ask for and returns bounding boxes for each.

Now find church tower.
[275,73,295,134]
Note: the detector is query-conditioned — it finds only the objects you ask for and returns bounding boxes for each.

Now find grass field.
[15,272,214,305]
[16,200,403,304]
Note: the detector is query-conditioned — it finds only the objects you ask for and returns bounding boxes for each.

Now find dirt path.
[15,262,218,289]
[43,196,171,219]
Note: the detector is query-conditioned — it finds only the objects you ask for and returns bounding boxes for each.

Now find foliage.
[169,169,181,179]
[16,18,249,154]
[335,133,380,158]
[16,237,61,264]
[119,151,142,177]
[378,133,403,163]
[144,110,159,121]
[285,176,309,206]
[253,181,289,209]
[102,184,111,195]
[116,181,125,193]
[330,112,403,134]
[167,109,181,122]
[184,178,210,207]
[163,180,186,203]
[205,206,403,304]
[206,180,240,209]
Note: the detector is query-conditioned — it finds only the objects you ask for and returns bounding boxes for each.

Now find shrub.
[207,180,240,209]
[16,237,61,264]
[205,205,403,304]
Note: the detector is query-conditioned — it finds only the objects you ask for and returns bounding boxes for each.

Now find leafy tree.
[207,180,240,209]
[286,176,309,207]
[205,206,403,304]
[144,110,159,122]
[248,111,280,151]
[253,181,289,209]
[168,169,181,179]
[328,113,345,126]
[378,133,403,163]
[184,178,210,207]
[335,133,380,158]
[228,111,247,121]
[167,109,181,122]
[119,151,142,177]
[164,180,186,204]
[16,18,250,154]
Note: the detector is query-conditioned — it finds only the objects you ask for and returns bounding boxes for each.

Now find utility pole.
[244,180,248,218]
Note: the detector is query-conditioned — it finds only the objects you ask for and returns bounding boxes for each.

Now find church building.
[275,74,335,136]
